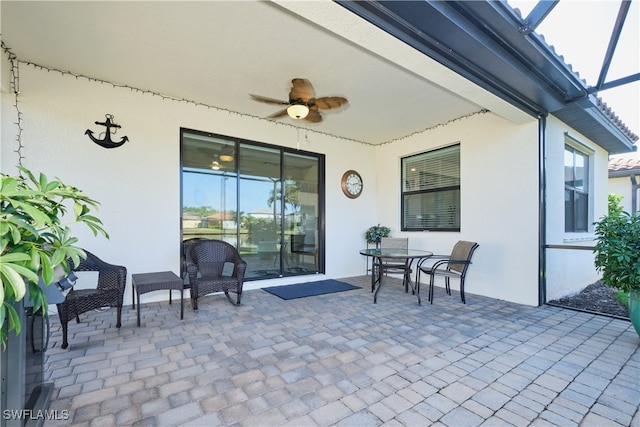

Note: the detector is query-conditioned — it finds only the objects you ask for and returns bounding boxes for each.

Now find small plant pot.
[629,291,640,337]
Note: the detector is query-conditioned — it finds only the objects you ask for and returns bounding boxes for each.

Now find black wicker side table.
[132,271,183,326]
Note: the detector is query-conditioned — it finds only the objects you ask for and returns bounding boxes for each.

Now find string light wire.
[1,40,25,167]
[2,39,491,154]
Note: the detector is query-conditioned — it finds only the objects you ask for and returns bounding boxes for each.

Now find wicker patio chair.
[186,239,247,309]
[182,237,208,282]
[416,240,479,304]
[56,251,126,349]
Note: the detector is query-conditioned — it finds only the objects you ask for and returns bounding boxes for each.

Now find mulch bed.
[548,280,629,319]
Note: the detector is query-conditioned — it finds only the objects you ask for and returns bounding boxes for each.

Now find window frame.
[564,140,592,233]
[180,128,326,279]
[401,143,461,232]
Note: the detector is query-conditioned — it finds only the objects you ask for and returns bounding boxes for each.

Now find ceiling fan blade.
[289,78,315,102]
[266,108,289,119]
[312,96,348,110]
[304,109,323,123]
[250,94,289,105]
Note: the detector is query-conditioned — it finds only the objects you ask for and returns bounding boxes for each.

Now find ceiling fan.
[250,78,348,123]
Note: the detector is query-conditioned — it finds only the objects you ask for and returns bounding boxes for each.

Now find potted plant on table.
[365,224,391,249]
[593,194,640,337]
[0,166,108,347]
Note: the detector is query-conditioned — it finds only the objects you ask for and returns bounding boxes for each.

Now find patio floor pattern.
[43,275,639,427]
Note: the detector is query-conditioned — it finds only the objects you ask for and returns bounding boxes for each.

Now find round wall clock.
[341,170,363,199]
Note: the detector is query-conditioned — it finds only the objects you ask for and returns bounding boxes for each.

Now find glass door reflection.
[239,145,282,278]
[182,129,323,280]
[283,152,319,275]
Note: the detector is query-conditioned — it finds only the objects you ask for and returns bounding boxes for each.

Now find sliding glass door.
[181,129,323,280]
[283,152,320,275]
[181,133,238,243]
[239,144,282,277]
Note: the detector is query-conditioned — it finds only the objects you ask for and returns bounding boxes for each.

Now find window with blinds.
[564,144,590,232]
[401,144,460,231]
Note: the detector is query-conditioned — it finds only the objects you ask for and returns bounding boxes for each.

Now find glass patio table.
[360,248,433,305]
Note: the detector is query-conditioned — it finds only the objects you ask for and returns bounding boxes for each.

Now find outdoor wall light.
[287,103,309,120]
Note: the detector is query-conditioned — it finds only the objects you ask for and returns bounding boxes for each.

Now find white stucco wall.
[2,60,613,308]
[1,64,379,306]
[374,112,541,305]
[544,116,608,301]
[609,175,636,213]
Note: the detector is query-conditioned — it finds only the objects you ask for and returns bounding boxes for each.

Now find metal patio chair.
[372,237,412,292]
[416,240,479,304]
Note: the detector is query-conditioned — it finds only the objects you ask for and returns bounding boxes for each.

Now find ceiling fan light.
[287,104,309,119]
[219,146,234,162]
[210,161,221,170]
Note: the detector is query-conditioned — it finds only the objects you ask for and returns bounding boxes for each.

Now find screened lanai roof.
[509,0,639,141]
[339,0,639,153]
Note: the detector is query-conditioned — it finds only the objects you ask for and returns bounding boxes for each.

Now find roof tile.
[609,156,640,175]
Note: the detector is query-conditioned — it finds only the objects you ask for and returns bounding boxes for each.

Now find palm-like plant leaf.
[1,166,109,347]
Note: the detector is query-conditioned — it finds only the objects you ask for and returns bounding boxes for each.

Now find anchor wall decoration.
[85,114,129,149]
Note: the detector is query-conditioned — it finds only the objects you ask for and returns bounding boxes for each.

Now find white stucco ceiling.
[1,0,531,145]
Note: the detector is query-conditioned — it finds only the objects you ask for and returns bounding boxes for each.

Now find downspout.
[631,174,638,215]
[538,114,547,306]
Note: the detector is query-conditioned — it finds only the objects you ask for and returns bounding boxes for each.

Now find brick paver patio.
[43,276,639,426]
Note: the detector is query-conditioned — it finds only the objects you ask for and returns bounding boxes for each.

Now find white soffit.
[276,0,534,125]
[2,0,533,146]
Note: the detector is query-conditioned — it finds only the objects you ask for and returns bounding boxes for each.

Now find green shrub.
[593,194,640,295]
[1,166,107,347]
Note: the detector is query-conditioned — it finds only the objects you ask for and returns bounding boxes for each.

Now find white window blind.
[564,144,589,232]
[401,144,460,231]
